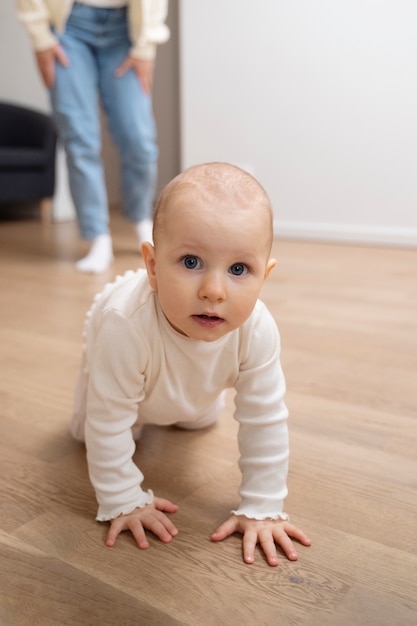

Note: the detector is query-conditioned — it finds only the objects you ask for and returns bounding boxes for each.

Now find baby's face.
[144,186,275,342]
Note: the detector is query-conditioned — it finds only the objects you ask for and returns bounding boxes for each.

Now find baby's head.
[143,162,276,341]
[152,162,273,251]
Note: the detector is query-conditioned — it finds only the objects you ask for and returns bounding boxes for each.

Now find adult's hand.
[115,56,155,94]
[36,44,70,88]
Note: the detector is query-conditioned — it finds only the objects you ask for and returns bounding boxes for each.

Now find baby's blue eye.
[229,263,248,276]
[182,255,202,270]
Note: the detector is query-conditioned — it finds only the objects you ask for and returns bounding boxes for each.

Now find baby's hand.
[211,515,311,566]
[106,497,179,549]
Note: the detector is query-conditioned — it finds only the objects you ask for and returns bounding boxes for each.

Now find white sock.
[134,219,153,249]
[76,234,113,274]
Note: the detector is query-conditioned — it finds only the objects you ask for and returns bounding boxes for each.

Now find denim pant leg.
[98,41,159,223]
[50,23,109,239]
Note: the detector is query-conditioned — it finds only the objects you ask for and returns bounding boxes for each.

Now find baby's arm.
[224,305,311,565]
[106,497,179,549]
[211,515,311,566]
[85,311,161,526]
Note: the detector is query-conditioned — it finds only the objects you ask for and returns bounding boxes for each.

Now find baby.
[71,162,311,566]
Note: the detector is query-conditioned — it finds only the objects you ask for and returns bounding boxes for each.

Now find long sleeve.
[16,0,59,51]
[128,0,170,60]
[232,306,289,520]
[85,309,153,521]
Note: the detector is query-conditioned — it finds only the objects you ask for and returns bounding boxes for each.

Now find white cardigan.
[16,0,169,59]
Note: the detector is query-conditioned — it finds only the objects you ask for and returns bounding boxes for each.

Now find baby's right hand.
[106,497,179,549]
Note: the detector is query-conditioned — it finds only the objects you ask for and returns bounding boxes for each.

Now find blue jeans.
[50,3,158,239]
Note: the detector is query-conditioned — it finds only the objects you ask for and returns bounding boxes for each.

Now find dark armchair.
[0,102,57,221]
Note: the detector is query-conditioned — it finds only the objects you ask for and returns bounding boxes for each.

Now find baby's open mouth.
[192,314,224,327]
[197,314,222,320]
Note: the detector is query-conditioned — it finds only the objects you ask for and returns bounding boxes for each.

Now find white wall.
[179,0,417,246]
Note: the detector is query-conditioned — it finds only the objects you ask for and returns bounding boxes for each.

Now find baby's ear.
[142,242,158,290]
[264,258,276,280]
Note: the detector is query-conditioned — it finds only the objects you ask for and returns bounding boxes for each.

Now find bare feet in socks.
[76,234,113,273]
[135,219,153,249]
[76,222,151,273]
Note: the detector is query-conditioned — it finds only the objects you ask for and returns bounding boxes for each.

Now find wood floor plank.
[0,531,183,626]
[13,510,344,626]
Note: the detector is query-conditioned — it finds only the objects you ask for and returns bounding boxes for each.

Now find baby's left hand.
[211,515,311,566]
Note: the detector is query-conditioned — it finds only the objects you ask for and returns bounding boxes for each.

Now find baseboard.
[273,220,417,248]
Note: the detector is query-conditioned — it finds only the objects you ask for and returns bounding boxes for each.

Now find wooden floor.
[1,210,416,626]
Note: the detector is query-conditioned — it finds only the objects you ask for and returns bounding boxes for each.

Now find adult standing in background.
[17,0,170,273]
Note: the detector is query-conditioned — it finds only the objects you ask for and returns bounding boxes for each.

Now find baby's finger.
[128,518,149,550]
[259,530,279,567]
[273,528,298,561]
[153,510,179,538]
[210,516,238,542]
[242,529,259,564]
[153,497,179,514]
[106,517,126,547]
[285,523,312,546]
[144,515,176,544]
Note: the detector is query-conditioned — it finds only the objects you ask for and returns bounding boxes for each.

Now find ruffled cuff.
[231,508,289,522]
[96,489,154,522]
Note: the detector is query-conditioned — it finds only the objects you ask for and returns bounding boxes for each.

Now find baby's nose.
[198,272,227,302]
